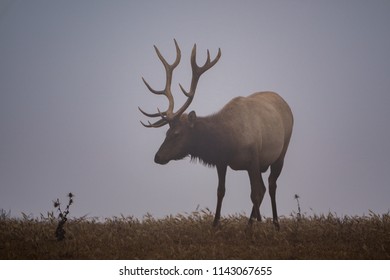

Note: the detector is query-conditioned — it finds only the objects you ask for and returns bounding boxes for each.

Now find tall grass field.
[1,210,389,259]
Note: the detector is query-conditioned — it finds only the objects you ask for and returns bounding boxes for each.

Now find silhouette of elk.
[139,40,293,229]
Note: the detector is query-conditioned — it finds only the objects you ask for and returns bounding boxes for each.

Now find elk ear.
[188,111,197,128]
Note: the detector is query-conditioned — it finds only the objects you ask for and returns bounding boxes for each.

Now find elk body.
[139,40,293,229]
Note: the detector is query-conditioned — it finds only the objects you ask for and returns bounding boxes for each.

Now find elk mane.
[188,114,232,168]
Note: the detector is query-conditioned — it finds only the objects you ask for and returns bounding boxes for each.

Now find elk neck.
[188,114,233,167]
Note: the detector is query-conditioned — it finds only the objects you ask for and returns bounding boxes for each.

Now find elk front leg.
[213,164,227,227]
[248,169,266,225]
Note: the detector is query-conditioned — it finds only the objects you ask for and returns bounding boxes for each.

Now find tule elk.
[139,40,293,229]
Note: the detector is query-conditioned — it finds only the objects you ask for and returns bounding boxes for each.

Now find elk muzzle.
[154,152,169,165]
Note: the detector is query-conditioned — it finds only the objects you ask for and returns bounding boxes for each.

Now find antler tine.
[154,39,181,71]
[139,105,171,127]
[178,83,191,98]
[140,118,169,128]
[141,77,165,95]
[138,106,164,118]
[195,47,222,75]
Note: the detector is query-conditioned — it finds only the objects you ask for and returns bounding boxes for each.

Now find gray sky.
[1,0,389,220]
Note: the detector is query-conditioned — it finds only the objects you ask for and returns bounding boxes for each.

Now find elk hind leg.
[269,159,284,230]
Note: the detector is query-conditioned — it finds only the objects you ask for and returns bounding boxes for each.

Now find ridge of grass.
[1,210,389,259]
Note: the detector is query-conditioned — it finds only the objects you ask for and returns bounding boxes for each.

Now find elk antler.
[174,44,221,120]
[139,39,221,128]
[139,39,181,128]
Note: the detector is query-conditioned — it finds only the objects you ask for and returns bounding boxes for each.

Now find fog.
[1,1,389,220]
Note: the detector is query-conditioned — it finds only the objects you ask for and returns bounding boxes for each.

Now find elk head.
[139,40,221,164]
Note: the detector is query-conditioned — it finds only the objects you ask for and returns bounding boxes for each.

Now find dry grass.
[1,210,389,259]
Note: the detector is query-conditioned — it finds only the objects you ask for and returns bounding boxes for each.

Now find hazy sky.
[1,0,389,220]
